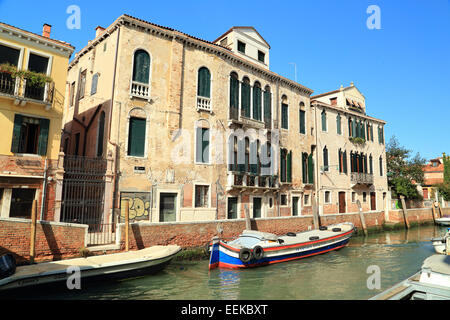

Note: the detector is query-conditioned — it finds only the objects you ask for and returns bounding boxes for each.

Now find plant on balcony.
[0,63,52,87]
[349,137,365,145]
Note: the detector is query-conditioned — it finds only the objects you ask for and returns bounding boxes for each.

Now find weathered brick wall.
[118,211,385,250]
[388,207,450,224]
[0,218,87,264]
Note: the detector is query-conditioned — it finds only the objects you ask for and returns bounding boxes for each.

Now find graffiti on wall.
[120,192,151,222]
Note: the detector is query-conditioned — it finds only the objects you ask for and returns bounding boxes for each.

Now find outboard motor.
[0,254,16,279]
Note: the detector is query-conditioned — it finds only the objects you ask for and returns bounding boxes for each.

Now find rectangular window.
[299,110,306,134]
[337,114,342,135]
[127,117,146,157]
[281,103,289,129]
[330,97,337,106]
[0,44,20,66]
[11,114,49,156]
[379,157,383,176]
[280,194,288,206]
[79,70,87,100]
[91,73,99,95]
[237,40,246,54]
[324,191,331,204]
[292,197,299,216]
[352,192,356,203]
[363,192,367,202]
[321,111,327,132]
[258,50,265,63]
[25,53,49,101]
[69,82,75,107]
[323,147,329,172]
[196,127,210,164]
[194,185,209,208]
[10,188,36,219]
[304,194,310,206]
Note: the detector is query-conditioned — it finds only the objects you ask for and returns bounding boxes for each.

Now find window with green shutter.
[230,73,239,119]
[11,114,49,156]
[128,117,146,157]
[196,127,210,164]
[337,114,341,135]
[197,67,211,98]
[263,88,272,126]
[287,151,292,183]
[280,149,287,182]
[241,78,250,118]
[281,103,289,129]
[308,154,314,184]
[379,156,383,176]
[321,110,327,132]
[132,50,150,84]
[323,146,329,172]
[253,83,262,121]
[299,109,306,134]
[302,153,308,184]
[343,150,348,174]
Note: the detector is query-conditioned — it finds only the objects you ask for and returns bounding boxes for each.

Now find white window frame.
[196,66,213,113]
[129,48,152,101]
[194,120,212,165]
[324,190,332,204]
[25,48,52,103]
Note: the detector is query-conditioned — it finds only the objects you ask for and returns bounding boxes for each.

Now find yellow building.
[0,22,74,221]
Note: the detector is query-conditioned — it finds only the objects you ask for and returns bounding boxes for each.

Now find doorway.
[370,192,376,211]
[253,197,262,218]
[292,196,299,216]
[338,192,346,213]
[227,197,238,219]
[160,193,177,222]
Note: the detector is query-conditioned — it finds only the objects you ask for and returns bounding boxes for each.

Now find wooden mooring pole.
[244,204,252,230]
[356,200,368,236]
[125,200,130,252]
[437,202,444,218]
[431,202,437,223]
[29,200,38,264]
[400,196,410,229]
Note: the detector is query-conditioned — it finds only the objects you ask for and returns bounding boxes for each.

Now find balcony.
[130,81,150,100]
[351,172,374,185]
[197,96,211,112]
[0,70,54,106]
[227,171,279,190]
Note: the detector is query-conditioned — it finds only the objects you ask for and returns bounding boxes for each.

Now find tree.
[386,136,426,199]
[436,153,450,201]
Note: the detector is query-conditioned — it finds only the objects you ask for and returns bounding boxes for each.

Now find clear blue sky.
[1,0,449,160]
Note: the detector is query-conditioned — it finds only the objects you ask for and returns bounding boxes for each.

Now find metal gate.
[61,155,114,246]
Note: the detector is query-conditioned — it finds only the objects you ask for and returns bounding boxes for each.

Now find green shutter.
[133,50,150,84]
[338,150,342,173]
[37,118,50,156]
[253,86,261,121]
[337,114,341,135]
[323,147,328,171]
[230,76,239,112]
[198,67,211,98]
[280,149,286,182]
[308,154,314,184]
[11,114,23,153]
[287,151,292,183]
[352,120,357,138]
[241,82,250,117]
[282,104,288,129]
[300,110,306,134]
[343,151,348,174]
[370,125,374,141]
[128,118,146,157]
[264,91,271,125]
[302,153,308,184]
[321,111,327,131]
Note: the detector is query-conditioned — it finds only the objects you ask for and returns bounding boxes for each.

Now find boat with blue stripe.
[208,222,355,270]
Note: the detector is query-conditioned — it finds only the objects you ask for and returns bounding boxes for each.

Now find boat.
[370,254,450,300]
[207,222,355,270]
[0,245,181,292]
[431,228,450,254]
[435,217,450,226]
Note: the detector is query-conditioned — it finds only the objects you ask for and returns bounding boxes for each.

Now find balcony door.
[26,53,50,101]
[370,192,376,211]
[0,44,21,95]
[339,192,346,213]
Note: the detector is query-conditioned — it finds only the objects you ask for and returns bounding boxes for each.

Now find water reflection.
[6,225,449,300]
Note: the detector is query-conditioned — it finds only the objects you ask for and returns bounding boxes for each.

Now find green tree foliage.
[436,153,450,201]
[386,136,426,199]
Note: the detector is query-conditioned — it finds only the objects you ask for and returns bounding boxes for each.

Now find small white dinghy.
[0,245,181,292]
[431,228,450,255]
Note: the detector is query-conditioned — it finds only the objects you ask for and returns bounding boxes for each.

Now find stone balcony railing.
[130,81,150,100]
[227,171,279,190]
[351,172,374,185]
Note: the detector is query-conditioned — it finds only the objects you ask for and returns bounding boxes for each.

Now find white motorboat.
[435,217,450,226]
[0,245,181,292]
[431,228,450,254]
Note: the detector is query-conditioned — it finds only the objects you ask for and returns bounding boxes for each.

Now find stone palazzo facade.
[61,14,388,227]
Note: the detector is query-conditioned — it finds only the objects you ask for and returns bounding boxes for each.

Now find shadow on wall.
[41,223,62,261]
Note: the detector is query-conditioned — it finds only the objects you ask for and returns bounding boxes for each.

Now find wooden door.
[370,192,376,211]
[339,192,346,213]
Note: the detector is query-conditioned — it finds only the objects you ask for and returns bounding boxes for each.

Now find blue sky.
[1,0,449,160]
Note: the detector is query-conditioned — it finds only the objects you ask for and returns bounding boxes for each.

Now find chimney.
[96,26,105,38]
[42,23,52,38]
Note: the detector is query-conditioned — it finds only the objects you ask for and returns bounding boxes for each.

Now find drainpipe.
[40,158,48,220]
[313,102,321,220]
[108,24,121,225]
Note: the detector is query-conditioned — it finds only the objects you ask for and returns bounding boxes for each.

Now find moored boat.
[431,228,450,255]
[208,222,355,270]
[435,217,450,226]
[0,245,181,292]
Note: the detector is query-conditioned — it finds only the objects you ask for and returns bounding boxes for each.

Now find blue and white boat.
[208,222,355,270]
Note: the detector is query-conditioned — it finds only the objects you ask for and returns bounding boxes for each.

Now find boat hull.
[209,225,354,269]
[435,218,450,226]
[0,247,180,292]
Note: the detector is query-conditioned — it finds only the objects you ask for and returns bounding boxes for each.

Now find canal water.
[11,224,450,300]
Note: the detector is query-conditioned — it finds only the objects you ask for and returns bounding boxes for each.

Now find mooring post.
[125,200,130,252]
[311,193,320,230]
[244,204,252,230]
[29,200,37,264]
[400,196,410,229]
[437,202,444,218]
[431,202,437,223]
[356,200,368,236]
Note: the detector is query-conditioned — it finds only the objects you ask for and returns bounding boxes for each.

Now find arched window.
[252,81,262,121]
[230,72,239,119]
[336,113,342,135]
[264,86,272,126]
[241,77,251,118]
[197,67,211,98]
[131,50,151,98]
[321,110,327,132]
[132,50,150,84]
[323,146,329,172]
[281,95,289,130]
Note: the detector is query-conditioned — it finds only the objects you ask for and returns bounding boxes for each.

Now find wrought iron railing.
[0,70,54,104]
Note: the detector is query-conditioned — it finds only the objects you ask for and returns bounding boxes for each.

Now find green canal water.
[10,224,450,300]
